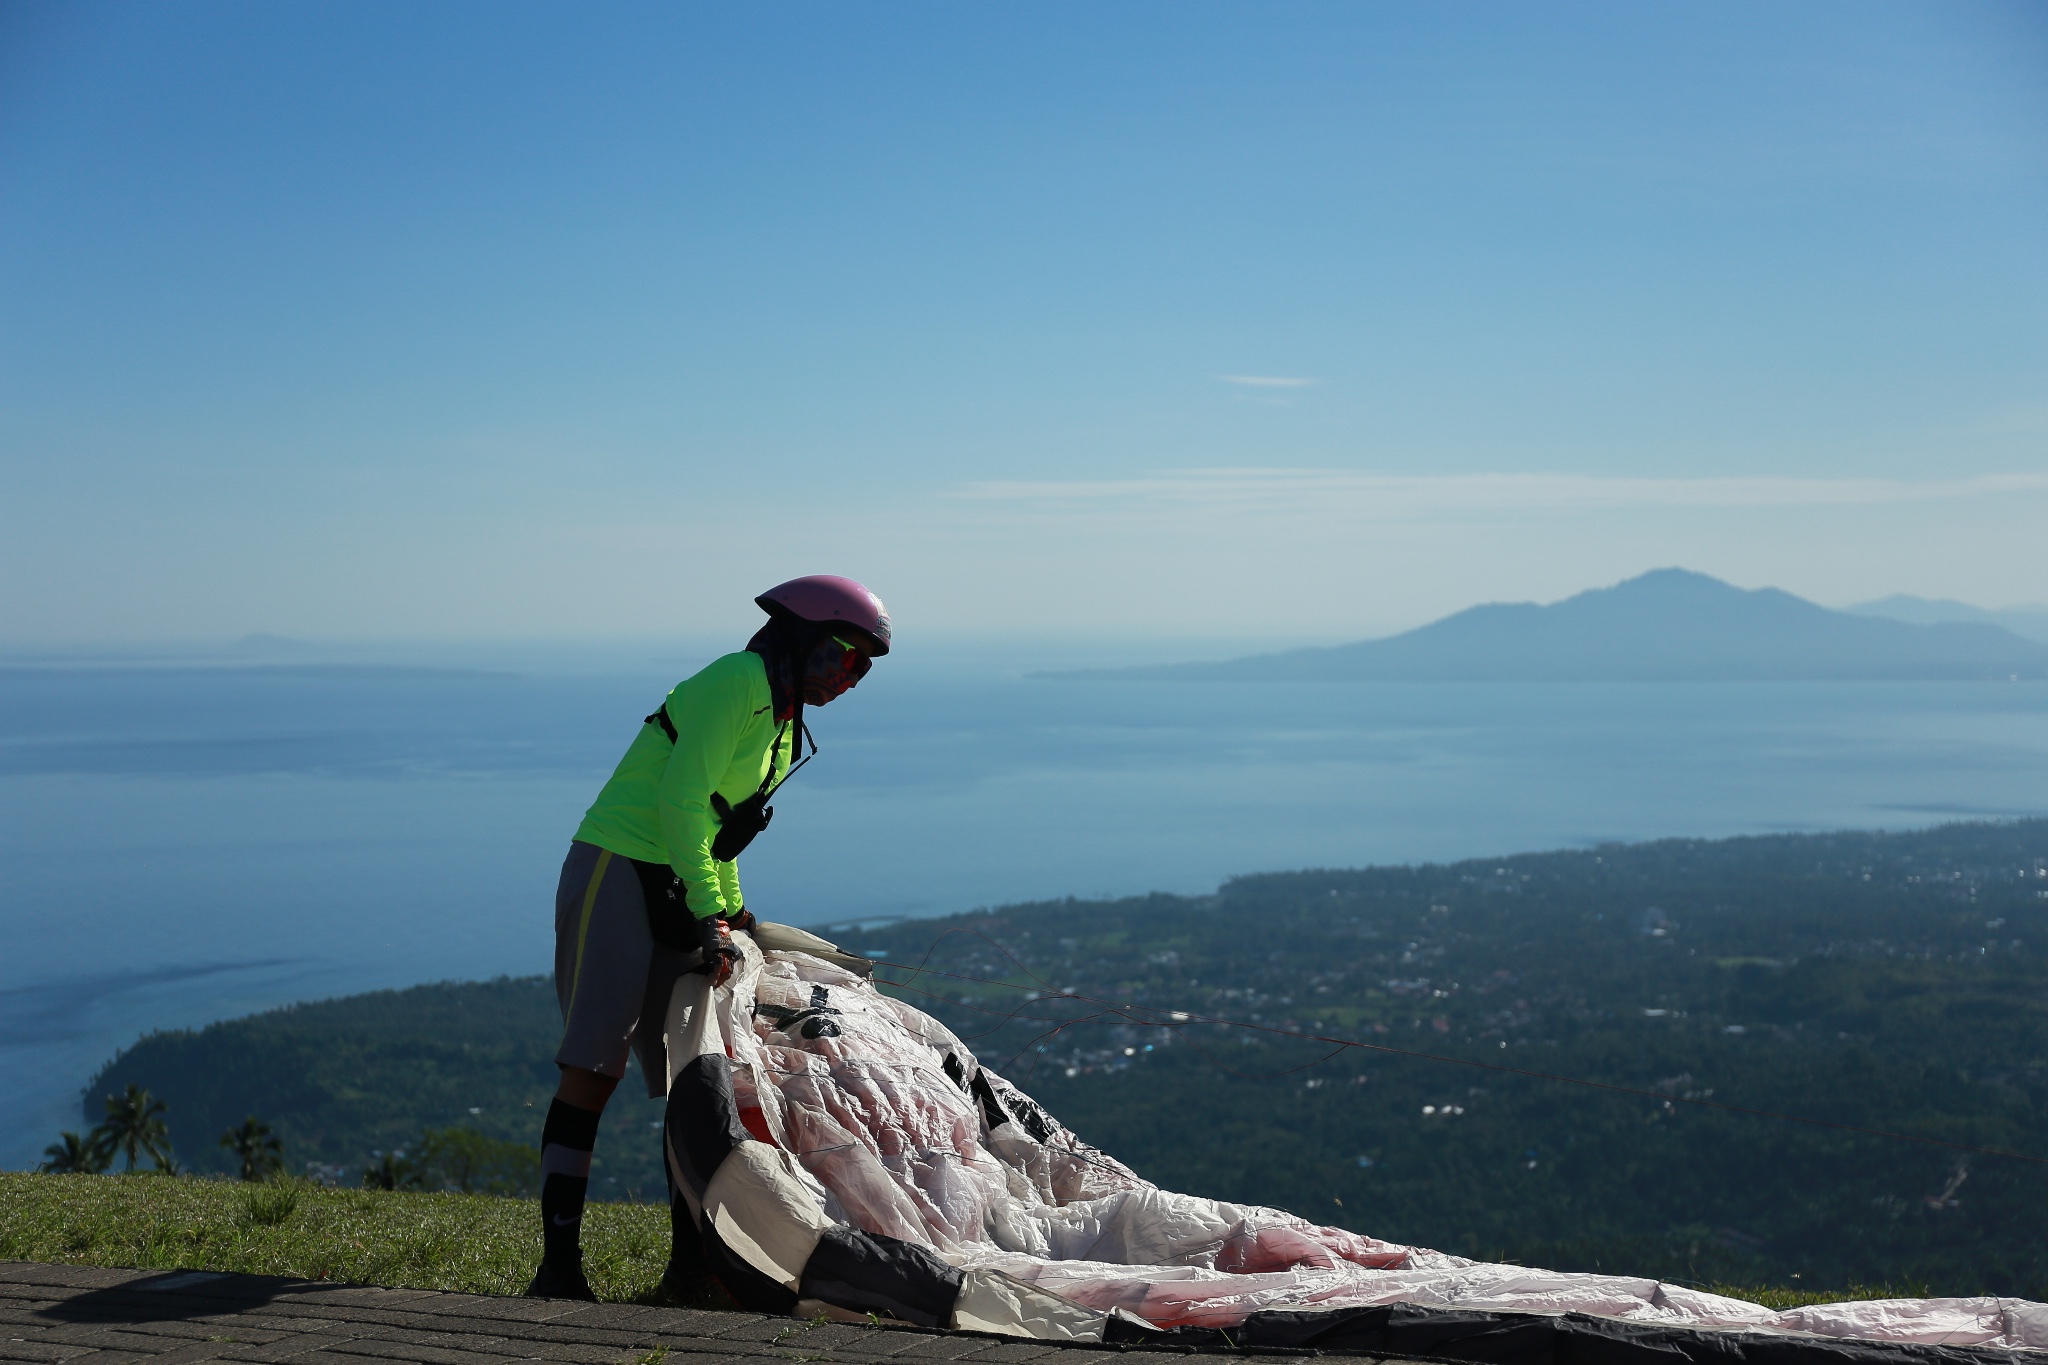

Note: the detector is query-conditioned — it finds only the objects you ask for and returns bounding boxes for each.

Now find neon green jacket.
[573,651,791,920]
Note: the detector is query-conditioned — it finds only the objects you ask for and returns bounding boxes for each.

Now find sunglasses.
[825,635,873,682]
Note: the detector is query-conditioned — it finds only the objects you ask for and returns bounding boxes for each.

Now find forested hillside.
[87,977,670,1200]
[90,821,2048,1297]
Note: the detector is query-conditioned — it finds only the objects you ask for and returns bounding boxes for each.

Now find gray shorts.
[553,840,692,1097]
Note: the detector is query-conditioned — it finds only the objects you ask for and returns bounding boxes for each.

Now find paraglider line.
[892,926,1065,998]
[877,976,1163,1060]
[873,947,2048,1168]
[1177,1033,1352,1081]
[1003,1013,1125,1078]
[877,979,1121,1044]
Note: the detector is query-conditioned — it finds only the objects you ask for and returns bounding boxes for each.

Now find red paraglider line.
[872,934,2048,1167]
[1177,1033,1352,1081]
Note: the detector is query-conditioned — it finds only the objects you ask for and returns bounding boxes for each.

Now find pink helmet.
[756,575,892,656]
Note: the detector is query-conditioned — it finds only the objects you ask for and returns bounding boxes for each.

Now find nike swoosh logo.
[550,1214,581,1228]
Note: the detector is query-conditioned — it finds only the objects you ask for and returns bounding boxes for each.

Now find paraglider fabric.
[659,929,2048,1361]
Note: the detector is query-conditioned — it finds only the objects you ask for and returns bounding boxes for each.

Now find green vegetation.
[0,1172,668,1300]
[42,1084,177,1175]
[99,1084,173,1172]
[219,1117,285,1183]
[39,1130,114,1175]
[1702,1284,1928,1312]
[360,1125,540,1195]
[86,976,666,1196]
[82,820,2048,1299]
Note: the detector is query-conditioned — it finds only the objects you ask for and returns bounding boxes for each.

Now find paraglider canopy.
[656,926,2048,1361]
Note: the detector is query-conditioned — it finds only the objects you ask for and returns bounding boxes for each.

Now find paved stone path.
[0,1264,1355,1365]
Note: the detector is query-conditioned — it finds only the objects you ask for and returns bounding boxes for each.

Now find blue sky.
[2,1,2044,645]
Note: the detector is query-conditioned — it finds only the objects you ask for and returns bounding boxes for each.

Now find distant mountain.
[1061,569,2048,682]
[1849,594,2048,645]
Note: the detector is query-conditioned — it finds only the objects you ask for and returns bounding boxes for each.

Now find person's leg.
[532,843,652,1299]
[555,1066,620,1112]
[534,1065,617,1294]
[625,922,718,1302]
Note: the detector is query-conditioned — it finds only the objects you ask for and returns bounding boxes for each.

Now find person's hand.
[691,914,738,987]
[720,907,758,935]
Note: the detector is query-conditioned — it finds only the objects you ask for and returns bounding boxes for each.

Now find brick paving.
[0,1264,1375,1365]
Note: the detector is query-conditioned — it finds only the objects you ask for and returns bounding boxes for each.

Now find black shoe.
[655,1264,733,1310]
[525,1257,595,1301]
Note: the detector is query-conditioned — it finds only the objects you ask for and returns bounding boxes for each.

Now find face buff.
[802,633,871,706]
[746,617,804,722]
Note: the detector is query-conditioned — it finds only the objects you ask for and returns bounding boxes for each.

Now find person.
[527,575,891,1301]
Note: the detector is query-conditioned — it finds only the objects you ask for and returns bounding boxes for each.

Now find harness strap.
[642,704,816,803]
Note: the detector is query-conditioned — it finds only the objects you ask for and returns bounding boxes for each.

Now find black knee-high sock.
[539,1099,601,1267]
[663,1131,710,1283]
[668,1188,710,1281]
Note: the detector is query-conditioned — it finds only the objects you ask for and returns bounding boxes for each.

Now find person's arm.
[654,667,752,919]
[711,717,790,917]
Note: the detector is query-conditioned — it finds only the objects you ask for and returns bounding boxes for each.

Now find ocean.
[3,646,2046,1170]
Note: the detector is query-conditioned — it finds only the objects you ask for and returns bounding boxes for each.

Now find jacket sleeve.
[654,669,749,920]
[712,718,789,915]
[716,859,744,915]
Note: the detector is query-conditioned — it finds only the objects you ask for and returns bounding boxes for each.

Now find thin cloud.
[951,468,2048,519]
[1217,375,1317,388]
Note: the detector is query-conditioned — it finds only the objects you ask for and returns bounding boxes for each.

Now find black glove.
[631,859,699,952]
[720,907,758,935]
[631,856,746,979]
[690,914,738,987]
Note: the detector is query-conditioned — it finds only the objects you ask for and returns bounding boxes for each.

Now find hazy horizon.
[4,571,2046,664]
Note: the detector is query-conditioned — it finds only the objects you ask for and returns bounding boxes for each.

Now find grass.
[1704,1283,1932,1312]
[1,1173,1922,1317]
[0,1172,670,1301]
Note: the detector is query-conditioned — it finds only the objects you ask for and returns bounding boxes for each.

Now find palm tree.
[220,1117,284,1182]
[97,1084,173,1172]
[361,1150,422,1191]
[39,1130,113,1174]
